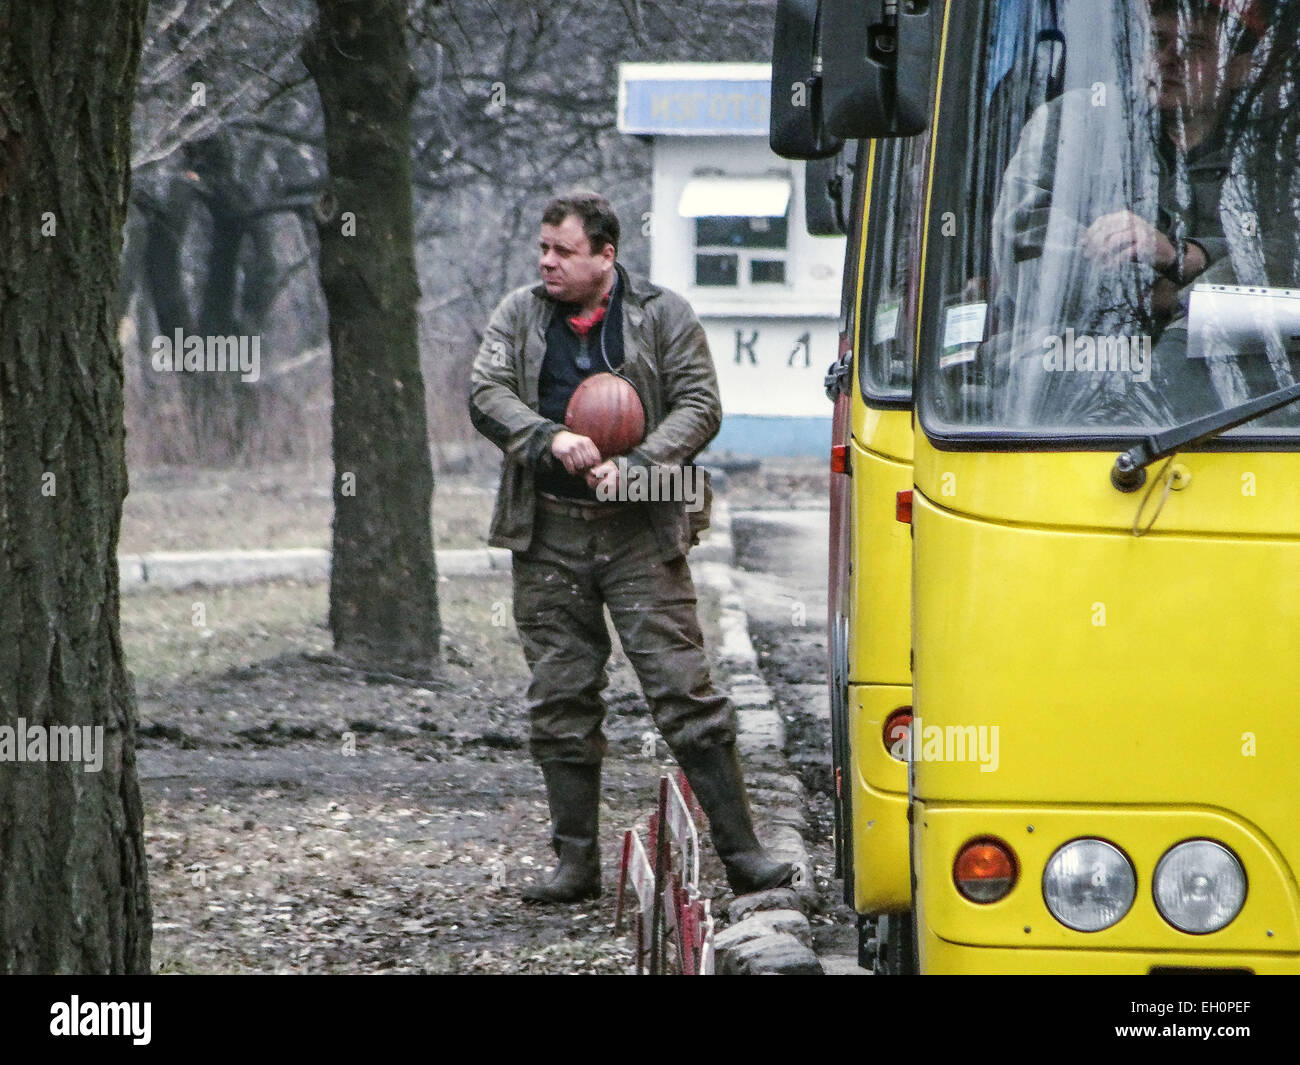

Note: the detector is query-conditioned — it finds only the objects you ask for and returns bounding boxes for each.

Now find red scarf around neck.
[567,290,611,338]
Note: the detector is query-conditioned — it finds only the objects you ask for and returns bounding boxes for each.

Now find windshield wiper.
[1111,379,1300,491]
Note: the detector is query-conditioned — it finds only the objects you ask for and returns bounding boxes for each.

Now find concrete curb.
[118,504,734,592]
[691,505,822,976]
[118,546,515,591]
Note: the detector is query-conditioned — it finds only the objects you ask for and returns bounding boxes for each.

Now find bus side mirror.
[805,141,858,237]
[770,0,845,160]
[822,0,935,139]
[805,156,840,235]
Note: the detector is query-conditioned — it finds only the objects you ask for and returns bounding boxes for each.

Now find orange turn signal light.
[896,490,913,524]
[953,838,1018,903]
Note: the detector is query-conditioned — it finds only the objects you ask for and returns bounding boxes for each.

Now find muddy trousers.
[512,504,737,767]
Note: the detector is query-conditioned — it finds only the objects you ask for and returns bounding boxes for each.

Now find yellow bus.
[909,0,1300,974]
[834,133,933,974]
[771,0,933,973]
[780,0,1300,973]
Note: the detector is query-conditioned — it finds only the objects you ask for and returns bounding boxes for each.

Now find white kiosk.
[618,62,845,457]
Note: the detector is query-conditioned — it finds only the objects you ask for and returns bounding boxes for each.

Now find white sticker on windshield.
[1187,283,1300,360]
[874,301,901,343]
[944,303,988,348]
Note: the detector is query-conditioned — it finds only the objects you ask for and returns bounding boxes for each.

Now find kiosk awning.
[678,177,791,218]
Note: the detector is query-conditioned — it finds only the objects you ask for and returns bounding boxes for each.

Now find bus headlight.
[1153,841,1247,934]
[1042,839,1136,932]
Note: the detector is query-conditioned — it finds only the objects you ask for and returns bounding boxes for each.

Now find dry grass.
[120,463,499,554]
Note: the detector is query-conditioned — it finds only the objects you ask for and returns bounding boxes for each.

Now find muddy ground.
[127,459,837,975]
[135,575,730,974]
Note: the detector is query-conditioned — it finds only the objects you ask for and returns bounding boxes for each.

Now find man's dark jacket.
[469,264,719,560]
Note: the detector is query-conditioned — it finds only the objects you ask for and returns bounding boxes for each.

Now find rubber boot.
[522,761,602,903]
[676,743,794,895]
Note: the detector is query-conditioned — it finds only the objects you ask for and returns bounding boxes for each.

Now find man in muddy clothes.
[468,190,792,902]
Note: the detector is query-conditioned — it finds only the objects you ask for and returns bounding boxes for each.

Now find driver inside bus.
[1078,0,1267,321]
[989,0,1282,425]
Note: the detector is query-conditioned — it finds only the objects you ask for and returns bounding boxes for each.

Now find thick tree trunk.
[0,0,152,972]
[304,0,441,669]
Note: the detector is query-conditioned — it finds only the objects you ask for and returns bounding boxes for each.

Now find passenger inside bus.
[980,0,1300,430]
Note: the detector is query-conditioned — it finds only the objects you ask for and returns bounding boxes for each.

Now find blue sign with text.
[621,78,770,135]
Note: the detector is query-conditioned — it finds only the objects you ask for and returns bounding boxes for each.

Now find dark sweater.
[536,275,625,500]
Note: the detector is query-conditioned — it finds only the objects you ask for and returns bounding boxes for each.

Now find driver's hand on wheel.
[1082,211,1177,271]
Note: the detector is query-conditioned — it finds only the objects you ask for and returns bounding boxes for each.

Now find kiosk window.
[695,215,789,250]
[680,176,793,290]
[696,253,739,287]
[751,259,786,284]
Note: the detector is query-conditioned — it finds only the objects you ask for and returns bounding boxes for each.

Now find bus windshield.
[920,0,1300,444]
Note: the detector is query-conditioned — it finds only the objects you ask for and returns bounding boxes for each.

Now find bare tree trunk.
[304,0,441,669]
[0,0,152,973]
